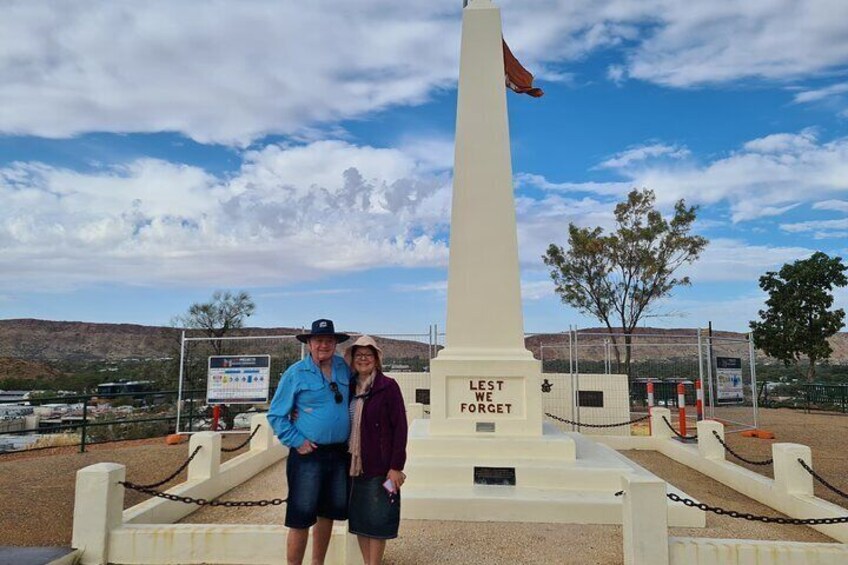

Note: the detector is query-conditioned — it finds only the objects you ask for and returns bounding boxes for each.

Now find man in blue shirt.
[268,319,351,565]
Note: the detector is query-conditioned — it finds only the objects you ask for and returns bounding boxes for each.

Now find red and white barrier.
[695,380,704,421]
[677,382,687,437]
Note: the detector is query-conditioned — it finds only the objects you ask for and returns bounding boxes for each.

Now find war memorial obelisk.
[427,0,544,438]
[403,0,704,527]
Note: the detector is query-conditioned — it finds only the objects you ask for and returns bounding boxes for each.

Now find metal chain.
[711,430,773,466]
[221,425,262,453]
[798,458,848,500]
[661,416,698,440]
[664,492,848,525]
[119,481,287,507]
[128,446,203,489]
[545,412,650,429]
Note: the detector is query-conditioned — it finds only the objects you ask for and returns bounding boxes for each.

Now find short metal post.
[647,381,655,435]
[677,383,687,437]
[748,333,759,429]
[80,398,89,453]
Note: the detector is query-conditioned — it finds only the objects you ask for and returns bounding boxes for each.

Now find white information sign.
[207,355,271,404]
[715,356,744,403]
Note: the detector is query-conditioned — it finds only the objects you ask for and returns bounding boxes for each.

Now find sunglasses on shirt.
[328,381,343,404]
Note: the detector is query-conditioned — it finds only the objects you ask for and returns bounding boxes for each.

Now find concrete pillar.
[188,431,221,480]
[406,402,425,424]
[650,408,672,440]
[621,475,669,565]
[250,413,277,452]
[696,420,725,460]
[773,443,814,497]
[72,463,125,565]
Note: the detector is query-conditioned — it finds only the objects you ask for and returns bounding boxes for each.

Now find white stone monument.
[428,0,542,438]
[403,1,704,527]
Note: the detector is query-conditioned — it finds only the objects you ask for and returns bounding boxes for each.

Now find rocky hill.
[0,319,431,362]
[1,319,845,365]
[0,357,65,381]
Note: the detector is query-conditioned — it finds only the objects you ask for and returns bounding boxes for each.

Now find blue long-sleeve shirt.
[267,354,351,449]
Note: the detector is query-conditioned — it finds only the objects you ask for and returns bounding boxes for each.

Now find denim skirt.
[348,475,400,539]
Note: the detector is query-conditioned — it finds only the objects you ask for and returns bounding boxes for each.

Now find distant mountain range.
[1,319,846,371]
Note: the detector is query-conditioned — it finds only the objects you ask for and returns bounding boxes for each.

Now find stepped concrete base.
[403,420,705,527]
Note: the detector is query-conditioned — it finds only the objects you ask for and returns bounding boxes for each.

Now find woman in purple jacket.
[344,335,408,565]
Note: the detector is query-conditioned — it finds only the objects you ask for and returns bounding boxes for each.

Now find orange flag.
[503,39,543,97]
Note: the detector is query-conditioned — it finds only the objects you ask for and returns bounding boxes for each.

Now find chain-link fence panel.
[178,335,302,433]
[706,335,758,432]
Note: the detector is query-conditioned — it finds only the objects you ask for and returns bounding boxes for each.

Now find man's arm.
[267,368,309,449]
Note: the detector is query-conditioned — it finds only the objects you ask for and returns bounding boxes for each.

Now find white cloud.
[0,140,453,291]
[813,200,848,213]
[598,143,690,169]
[3,1,848,144]
[682,239,814,283]
[527,130,848,222]
[0,1,459,145]
[392,278,553,301]
[793,82,848,104]
[780,218,848,239]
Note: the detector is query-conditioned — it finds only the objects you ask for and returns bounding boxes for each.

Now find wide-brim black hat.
[296,318,350,343]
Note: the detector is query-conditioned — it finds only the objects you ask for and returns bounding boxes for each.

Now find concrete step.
[408,425,576,460]
[405,458,629,490]
[401,484,704,527]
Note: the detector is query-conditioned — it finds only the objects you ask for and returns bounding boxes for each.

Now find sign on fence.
[716,356,743,403]
[207,355,271,404]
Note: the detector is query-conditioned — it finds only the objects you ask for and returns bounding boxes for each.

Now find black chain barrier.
[798,458,848,500]
[221,425,262,453]
[120,481,287,507]
[665,492,848,525]
[127,446,203,490]
[661,416,698,440]
[545,412,651,429]
[615,490,848,525]
[711,430,773,466]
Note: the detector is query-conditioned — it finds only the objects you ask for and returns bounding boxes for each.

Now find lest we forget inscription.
[447,377,526,418]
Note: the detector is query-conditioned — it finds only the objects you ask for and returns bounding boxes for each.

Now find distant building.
[96,380,155,397]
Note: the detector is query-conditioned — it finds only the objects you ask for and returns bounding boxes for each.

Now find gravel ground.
[1,408,846,562]
[0,434,252,547]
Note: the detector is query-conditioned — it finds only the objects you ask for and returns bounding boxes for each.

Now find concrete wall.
[72,414,299,565]
[668,537,848,564]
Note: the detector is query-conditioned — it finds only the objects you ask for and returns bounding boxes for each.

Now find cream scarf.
[349,371,375,477]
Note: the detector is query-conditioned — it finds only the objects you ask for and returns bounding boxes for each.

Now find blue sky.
[1,0,847,336]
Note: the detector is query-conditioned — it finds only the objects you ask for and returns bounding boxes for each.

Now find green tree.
[543,188,708,375]
[750,252,847,382]
[173,290,256,429]
[174,290,256,354]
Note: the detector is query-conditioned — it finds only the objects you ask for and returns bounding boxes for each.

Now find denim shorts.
[285,444,350,529]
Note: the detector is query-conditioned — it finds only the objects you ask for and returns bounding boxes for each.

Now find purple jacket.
[352,371,408,478]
